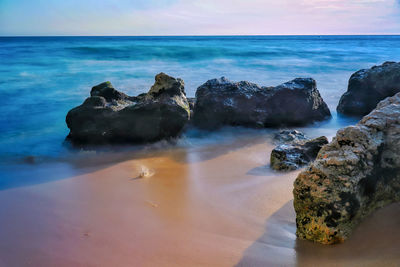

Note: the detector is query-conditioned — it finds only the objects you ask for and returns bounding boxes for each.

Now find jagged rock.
[66,73,190,144]
[271,133,328,171]
[193,77,331,130]
[90,81,128,102]
[337,61,400,116]
[148,73,185,97]
[294,93,400,244]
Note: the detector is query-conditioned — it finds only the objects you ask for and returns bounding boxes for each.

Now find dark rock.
[148,72,185,97]
[187,97,195,117]
[90,81,128,102]
[66,73,190,144]
[187,97,195,111]
[271,134,328,171]
[193,77,331,130]
[337,61,400,116]
[273,130,308,143]
[294,93,400,244]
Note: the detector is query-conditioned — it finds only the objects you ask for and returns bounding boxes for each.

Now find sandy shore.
[0,137,399,266]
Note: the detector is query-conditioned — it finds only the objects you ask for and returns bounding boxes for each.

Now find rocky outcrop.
[193,77,331,130]
[337,61,400,116]
[271,131,328,171]
[66,73,190,144]
[294,93,400,244]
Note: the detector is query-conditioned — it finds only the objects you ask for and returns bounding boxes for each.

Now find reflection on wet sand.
[237,200,400,266]
[0,134,398,266]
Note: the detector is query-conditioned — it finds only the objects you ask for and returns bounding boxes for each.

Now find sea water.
[1,35,400,165]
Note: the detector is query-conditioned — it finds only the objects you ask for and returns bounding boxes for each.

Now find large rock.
[273,130,308,143]
[271,134,328,171]
[193,77,331,129]
[294,93,400,244]
[337,61,400,116]
[66,73,190,144]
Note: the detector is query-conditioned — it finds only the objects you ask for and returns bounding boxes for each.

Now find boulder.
[66,73,190,144]
[337,61,400,116]
[294,93,400,244]
[271,132,328,171]
[273,130,307,143]
[193,77,331,130]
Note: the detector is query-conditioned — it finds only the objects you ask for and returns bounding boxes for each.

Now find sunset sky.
[1,0,399,35]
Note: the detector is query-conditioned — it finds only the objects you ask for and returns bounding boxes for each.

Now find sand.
[0,136,399,266]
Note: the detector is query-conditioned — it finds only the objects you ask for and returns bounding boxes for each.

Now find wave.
[66,45,226,61]
[66,44,371,64]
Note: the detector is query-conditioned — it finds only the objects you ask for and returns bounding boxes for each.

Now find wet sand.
[0,137,399,266]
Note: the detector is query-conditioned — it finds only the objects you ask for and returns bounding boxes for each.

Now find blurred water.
[0,35,400,163]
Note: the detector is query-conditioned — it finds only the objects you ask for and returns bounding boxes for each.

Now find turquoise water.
[1,35,400,164]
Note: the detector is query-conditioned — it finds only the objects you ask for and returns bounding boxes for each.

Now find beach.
[0,132,399,266]
[1,35,400,266]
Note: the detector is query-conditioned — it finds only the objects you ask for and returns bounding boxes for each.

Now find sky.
[0,0,399,35]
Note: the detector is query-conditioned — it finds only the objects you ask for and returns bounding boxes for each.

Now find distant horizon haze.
[2,34,400,37]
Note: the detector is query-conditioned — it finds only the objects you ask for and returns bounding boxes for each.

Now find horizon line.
[1,34,400,38]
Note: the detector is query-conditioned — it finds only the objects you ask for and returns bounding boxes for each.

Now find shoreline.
[0,110,359,170]
[0,138,399,266]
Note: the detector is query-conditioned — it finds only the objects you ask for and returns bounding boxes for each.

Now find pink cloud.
[1,0,399,35]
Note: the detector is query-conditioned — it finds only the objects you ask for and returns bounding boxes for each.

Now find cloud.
[0,0,399,35]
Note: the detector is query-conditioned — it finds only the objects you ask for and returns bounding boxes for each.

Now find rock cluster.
[66,73,190,144]
[271,131,328,171]
[193,77,331,130]
[337,61,400,116]
[294,93,400,244]
[66,75,332,144]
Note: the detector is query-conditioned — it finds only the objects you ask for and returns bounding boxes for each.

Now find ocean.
[1,35,400,165]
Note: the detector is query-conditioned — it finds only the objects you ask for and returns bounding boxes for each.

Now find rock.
[187,97,195,111]
[337,61,400,116]
[271,133,328,171]
[148,72,185,97]
[90,81,128,102]
[294,93,400,244]
[193,77,331,130]
[273,130,308,143]
[66,73,190,144]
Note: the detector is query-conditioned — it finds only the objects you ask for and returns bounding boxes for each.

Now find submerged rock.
[337,61,400,116]
[66,73,190,144]
[294,93,400,244]
[193,77,331,130]
[271,132,328,171]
